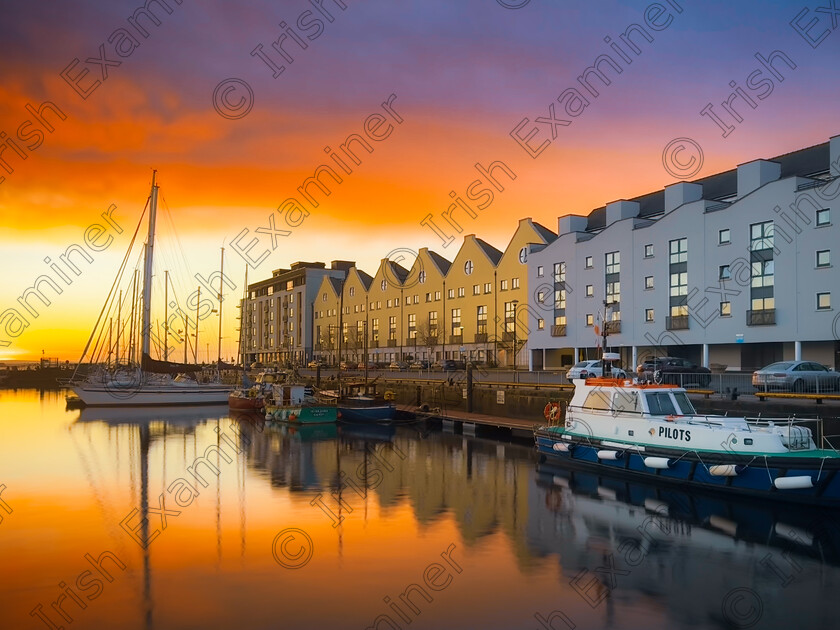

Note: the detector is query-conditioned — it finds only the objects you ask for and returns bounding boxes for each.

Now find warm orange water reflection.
[2,389,839,630]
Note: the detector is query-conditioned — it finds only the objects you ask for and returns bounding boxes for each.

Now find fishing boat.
[265,383,337,424]
[535,369,840,505]
[319,381,396,422]
[70,172,233,406]
[228,371,282,411]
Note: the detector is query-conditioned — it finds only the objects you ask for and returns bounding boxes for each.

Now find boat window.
[645,392,677,415]
[583,389,612,410]
[612,390,640,413]
[672,392,696,415]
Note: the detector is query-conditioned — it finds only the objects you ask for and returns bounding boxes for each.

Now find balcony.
[550,324,566,337]
[747,309,775,326]
[387,339,397,347]
[605,320,621,334]
[666,315,689,331]
[502,331,515,342]
[449,334,463,344]
[369,340,379,349]
[406,336,417,346]
[474,332,488,343]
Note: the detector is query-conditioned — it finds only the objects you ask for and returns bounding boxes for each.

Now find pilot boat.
[535,375,840,505]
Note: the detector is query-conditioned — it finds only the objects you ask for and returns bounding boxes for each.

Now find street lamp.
[512,300,519,372]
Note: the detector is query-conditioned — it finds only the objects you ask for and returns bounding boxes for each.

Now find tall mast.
[195,286,200,363]
[116,290,122,365]
[164,270,169,362]
[217,247,225,366]
[140,170,158,361]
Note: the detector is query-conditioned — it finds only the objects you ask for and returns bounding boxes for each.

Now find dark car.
[638,356,711,387]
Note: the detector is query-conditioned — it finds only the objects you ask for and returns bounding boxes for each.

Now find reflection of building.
[528,136,840,372]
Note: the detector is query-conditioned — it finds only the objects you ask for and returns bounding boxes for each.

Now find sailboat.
[71,172,233,406]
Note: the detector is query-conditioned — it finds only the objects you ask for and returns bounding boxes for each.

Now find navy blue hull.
[535,432,840,506]
[338,404,396,422]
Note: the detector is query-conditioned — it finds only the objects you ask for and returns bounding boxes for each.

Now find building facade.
[527,135,840,372]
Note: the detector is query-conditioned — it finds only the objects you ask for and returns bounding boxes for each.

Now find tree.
[416,322,440,362]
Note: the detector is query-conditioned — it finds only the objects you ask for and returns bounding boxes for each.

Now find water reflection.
[2,391,839,630]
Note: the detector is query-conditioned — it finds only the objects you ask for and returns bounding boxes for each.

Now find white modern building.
[526,135,840,372]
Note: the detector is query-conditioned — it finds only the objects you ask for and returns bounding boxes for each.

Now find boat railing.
[821,434,840,453]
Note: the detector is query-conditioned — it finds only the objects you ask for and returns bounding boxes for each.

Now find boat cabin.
[571,378,697,417]
[272,384,306,406]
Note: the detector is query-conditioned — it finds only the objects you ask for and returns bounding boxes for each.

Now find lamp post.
[512,299,519,373]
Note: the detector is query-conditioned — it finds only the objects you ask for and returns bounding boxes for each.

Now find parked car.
[752,360,840,392]
[362,361,378,370]
[339,361,358,371]
[388,361,408,371]
[638,357,711,387]
[409,360,430,370]
[307,360,325,369]
[566,360,627,381]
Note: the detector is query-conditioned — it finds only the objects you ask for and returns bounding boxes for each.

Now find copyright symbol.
[383,247,421,289]
[497,0,531,7]
[662,137,704,179]
[833,311,840,341]
[213,78,254,120]
[272,528,314,569]
[721,588,763,628]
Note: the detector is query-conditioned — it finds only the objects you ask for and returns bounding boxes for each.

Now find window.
[554,262,566,282]
[500,279,508,291]
[644,244,654,258]
[554,315,566,326]
[606,280,620,307]
[372,319,379,341]
[817,208,830,226]
[644,276,654,290]
[512,277,520,289]
[585,256,593,269]
[458,287,465,298]
[484,283,491,294]
[322,292,327,302]
[447,288,454,299]
[583,389,612,410]
[751,296,775,311]
[585,284,594,297]
[408,313,417,338]
[719,228,730,245]
[817,250,830,268]
[720,301,731,316]
[418,270,426,284]
[537,265,544,277]
[425,292,432,303]
[405,296,411,305]
[477,306,487,334]
[464,260,474,275]
[504,302,517,333]
[669,238,687,264]
[435,291,441,301]
[554,289,566,309]
[349,287,355,297]
[537,318,544,330]
[645,308,654,322]
[586,314,594,326]
[818,293,831,310]
[387,299,392,308]
[473,285,480,295]
[429,311,438,336]
[719,265,731,280]
[537,290,545,304]
[646,392,677,415]
[613,390,640,413]
[381,280,387,291]
[750,221,774,251]
[388,316,397,340]
[451,308,462,334]
[670,271,687,297]
[751,260,774,288]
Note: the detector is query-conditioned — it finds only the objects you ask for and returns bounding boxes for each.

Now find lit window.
[435,291,441,301]
[644,276,653,290]
[554,262,566,282]
[817,208,830,226]
[349,287,355,297]
[537,266,544,277]
[500,280,508,291]
[817,250,830,268]
[458,287,465,298]
[585,256,593,269]
[586,314,594,326]
[719,265,731,280]
[817,293,831,310]
[512,278,520,289]
[645,309,654,322]
[448,289,454,299]
[464,260,474,275]
[426,292,432,302]
[719,228,730,244]
[418,270,426,284]
[381,280,387,291]
[473,285,480,295]
[750,221,774,251]
[537,318,544,330]
[644,244,654,258]
[720,301,731,316]
[585,285,593,297]
[484,283,492,294]
[669,238,687,264]
[537,290,545,303]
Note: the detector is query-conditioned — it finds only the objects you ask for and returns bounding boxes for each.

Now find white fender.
[709,464,740,476]
[643,457,674,469]
[597,450,622,460]
[774,475,813,490]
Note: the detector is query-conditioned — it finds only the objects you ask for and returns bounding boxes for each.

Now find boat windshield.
[672,392,696,415]
[645,392,677,415]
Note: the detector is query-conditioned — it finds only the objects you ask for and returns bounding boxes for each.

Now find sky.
[1,0,838,361]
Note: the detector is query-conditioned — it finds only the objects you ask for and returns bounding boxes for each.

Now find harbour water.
[2,388,839,630]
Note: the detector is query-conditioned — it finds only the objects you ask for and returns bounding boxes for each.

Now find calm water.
[2,389,839,630]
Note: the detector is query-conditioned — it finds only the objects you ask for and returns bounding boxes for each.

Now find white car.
[566,360,627,381]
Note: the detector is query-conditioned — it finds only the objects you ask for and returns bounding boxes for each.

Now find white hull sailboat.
[72,172,233,407]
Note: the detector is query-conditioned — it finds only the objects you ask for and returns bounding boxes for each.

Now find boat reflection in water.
[530,460,840,629]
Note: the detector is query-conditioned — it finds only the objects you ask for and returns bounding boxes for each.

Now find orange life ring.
[665,415,676,422]
[544,402,560,421]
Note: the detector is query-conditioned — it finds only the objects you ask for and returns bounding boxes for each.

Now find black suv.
[638,356,711,387]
